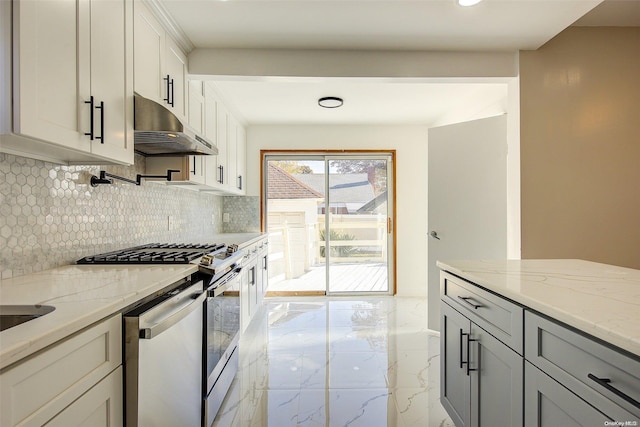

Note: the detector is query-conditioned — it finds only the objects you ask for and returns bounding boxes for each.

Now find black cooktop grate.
[77,243,225,264]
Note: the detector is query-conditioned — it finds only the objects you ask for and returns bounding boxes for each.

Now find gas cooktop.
[77,243,225,264]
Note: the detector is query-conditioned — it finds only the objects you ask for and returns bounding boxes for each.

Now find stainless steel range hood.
[133,94,217,156]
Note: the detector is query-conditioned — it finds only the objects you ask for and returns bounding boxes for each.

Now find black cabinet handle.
[95,101,104,144]
[458,296,483,309]
[163,75,171,105]
[262,255,267,270]
[466,336,478,376]
[250,266,256,285]
[169,77,174,107]
[459,329,467,370]
[191,156,196,175]
[588,374,640,409]
[238,175,242,190]
[218,165,223,184]
[84,96,94,140]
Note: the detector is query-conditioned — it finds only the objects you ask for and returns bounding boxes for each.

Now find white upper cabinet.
[201,82,247,195]
[87,0,134,164]
[236,125,247,195]
[227,115,247,195]
[3,0,134,165]
[188,80,205,135]
[134,2,188,122]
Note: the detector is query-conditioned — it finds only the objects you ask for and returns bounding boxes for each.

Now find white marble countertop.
[436,259,640,357]
[0,233,267,370]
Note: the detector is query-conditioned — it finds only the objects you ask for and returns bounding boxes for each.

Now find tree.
[271,161,313,174]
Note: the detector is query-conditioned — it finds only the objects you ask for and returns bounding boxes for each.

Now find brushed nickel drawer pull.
[587,373,640,409]
[458,296,483,309]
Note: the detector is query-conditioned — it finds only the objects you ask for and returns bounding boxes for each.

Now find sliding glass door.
[264,153,394,295]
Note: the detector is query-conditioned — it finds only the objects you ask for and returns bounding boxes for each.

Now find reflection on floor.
[268,263,388,293]
[212,297,454,427]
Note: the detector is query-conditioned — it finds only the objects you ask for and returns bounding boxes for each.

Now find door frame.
[260,149,397,295]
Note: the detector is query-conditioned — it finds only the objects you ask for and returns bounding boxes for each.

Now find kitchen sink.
[0,305,56,331]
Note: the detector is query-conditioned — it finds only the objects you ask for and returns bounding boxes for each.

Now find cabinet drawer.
[0,314,122,427]
[441,272,523,354]
[525,311,640,419]
[524,361,610,426]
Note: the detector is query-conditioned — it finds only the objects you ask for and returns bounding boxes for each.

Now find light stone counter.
[0,233,267,370]
[0,264,197,370]
[436,259,640,357]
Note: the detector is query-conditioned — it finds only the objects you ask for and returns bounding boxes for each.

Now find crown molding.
[142,0,195,54]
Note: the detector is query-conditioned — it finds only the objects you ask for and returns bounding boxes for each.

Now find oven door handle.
[140,290,206,339]
[209,267,243,297]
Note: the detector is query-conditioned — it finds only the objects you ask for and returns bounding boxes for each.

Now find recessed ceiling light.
[318,97,343,108]
[458,0,482,6]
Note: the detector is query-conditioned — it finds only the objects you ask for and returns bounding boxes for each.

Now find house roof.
[294,173,375,203]
[267,165,323,199]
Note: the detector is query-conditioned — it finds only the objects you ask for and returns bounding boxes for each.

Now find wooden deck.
[266,262,389,294]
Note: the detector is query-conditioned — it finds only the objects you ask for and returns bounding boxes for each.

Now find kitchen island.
[437,259,640,426]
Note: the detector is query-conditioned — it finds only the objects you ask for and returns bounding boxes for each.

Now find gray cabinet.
[440,268,640,427]
[440,274,523,427]
[441,301,471,427]
[524,361,610,427]
[525,311,640,422]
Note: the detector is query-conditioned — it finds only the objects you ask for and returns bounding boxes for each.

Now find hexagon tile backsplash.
[0,152,226,279]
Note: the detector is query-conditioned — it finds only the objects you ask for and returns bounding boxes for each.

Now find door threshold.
[266,290,326,297]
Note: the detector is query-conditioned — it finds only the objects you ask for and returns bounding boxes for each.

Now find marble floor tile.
[212,297,453,427]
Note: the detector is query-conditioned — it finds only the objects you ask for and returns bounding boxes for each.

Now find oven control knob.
[200,254,215,266]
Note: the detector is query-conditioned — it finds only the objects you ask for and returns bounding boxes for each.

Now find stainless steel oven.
[203,265,242,427]
[78,242,244,426]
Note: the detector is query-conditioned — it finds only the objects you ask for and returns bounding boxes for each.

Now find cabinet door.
[215,102,229,190]
[470,324,523,427]
[524,362,611,427]
[133,2,164,104]
[441,302,471,427]
[89,0,133,164]
[189,155,206,185]
[227,115,239,194]
[236,124,247,195]
[165,37,188,121]
[13,0,89,152]
[203,83,218,145]
[45,367,123,427]
[248,260,258,318]
[188,80,205,135]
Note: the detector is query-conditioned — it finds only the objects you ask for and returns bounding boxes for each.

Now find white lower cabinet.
[45,366,123,427]
[240,238,269,332]
[0,314,122,427]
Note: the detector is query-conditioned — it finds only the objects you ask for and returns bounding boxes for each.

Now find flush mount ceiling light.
[458,0,482,6]
[318,97,343,108]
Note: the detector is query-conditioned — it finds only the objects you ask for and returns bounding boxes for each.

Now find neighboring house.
[267,164,323,281]
[293,173,376,214]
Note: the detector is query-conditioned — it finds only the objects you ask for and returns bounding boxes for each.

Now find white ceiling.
[157,0,637,126]
[210,78,508,126]
[161,0,602,51]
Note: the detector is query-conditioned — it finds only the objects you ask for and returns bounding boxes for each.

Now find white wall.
[247,125,429,297]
